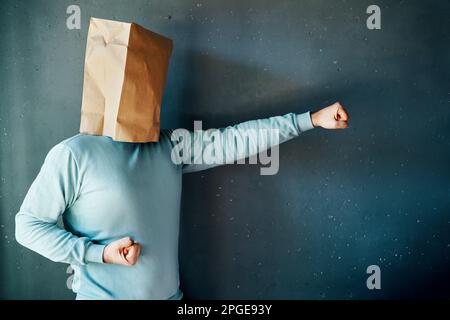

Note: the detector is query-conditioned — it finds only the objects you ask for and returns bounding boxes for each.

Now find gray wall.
[1,0,449,299]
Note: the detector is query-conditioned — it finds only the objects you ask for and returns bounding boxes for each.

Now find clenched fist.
[311,102,349,129]
[103,237,141,266]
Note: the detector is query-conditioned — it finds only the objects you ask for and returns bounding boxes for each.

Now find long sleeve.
[15,143,105,266]
[171,112,314,174]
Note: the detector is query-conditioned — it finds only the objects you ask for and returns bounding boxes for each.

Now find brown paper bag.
[80,17,173,142]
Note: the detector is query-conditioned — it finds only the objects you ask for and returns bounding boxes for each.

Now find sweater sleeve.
[170,112,314,174]
[15,143,105,265]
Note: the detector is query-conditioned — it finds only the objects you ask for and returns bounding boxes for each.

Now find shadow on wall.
[176,51,334,299]
[176,49,353,128]
[175,50,385,299]
[175,40,450,298]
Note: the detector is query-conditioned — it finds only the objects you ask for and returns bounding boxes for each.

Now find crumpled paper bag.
[80,17,173,142]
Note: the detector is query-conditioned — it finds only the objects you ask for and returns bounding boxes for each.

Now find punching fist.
[103,237,141,266]
[311,102,349,129]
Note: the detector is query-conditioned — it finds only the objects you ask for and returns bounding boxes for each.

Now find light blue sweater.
[15,112,314,299]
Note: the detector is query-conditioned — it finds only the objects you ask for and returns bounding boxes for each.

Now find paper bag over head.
[80,17,173,142]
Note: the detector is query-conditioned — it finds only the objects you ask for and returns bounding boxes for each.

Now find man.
[16,20,348,299]
[15,103,348,299]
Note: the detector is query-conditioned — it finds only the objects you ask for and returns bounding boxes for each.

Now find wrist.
[102,245,111,264]
[296,112,315,132]
[310,111,319,128]
[85,243,106,264]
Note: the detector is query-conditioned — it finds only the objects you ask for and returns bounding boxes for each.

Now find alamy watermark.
[366,265,381,290]
[170,121,280,175]
[67,4,381,31]
[367,5,381,30]
[66,5,81,30]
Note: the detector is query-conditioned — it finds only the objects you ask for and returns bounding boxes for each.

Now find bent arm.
[171,112,314,174]
[15,144,104,265]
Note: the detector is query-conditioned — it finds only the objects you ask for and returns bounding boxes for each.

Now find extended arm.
[173,102,348,174]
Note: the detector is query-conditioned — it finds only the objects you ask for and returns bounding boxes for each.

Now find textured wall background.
[0,0,449,299]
